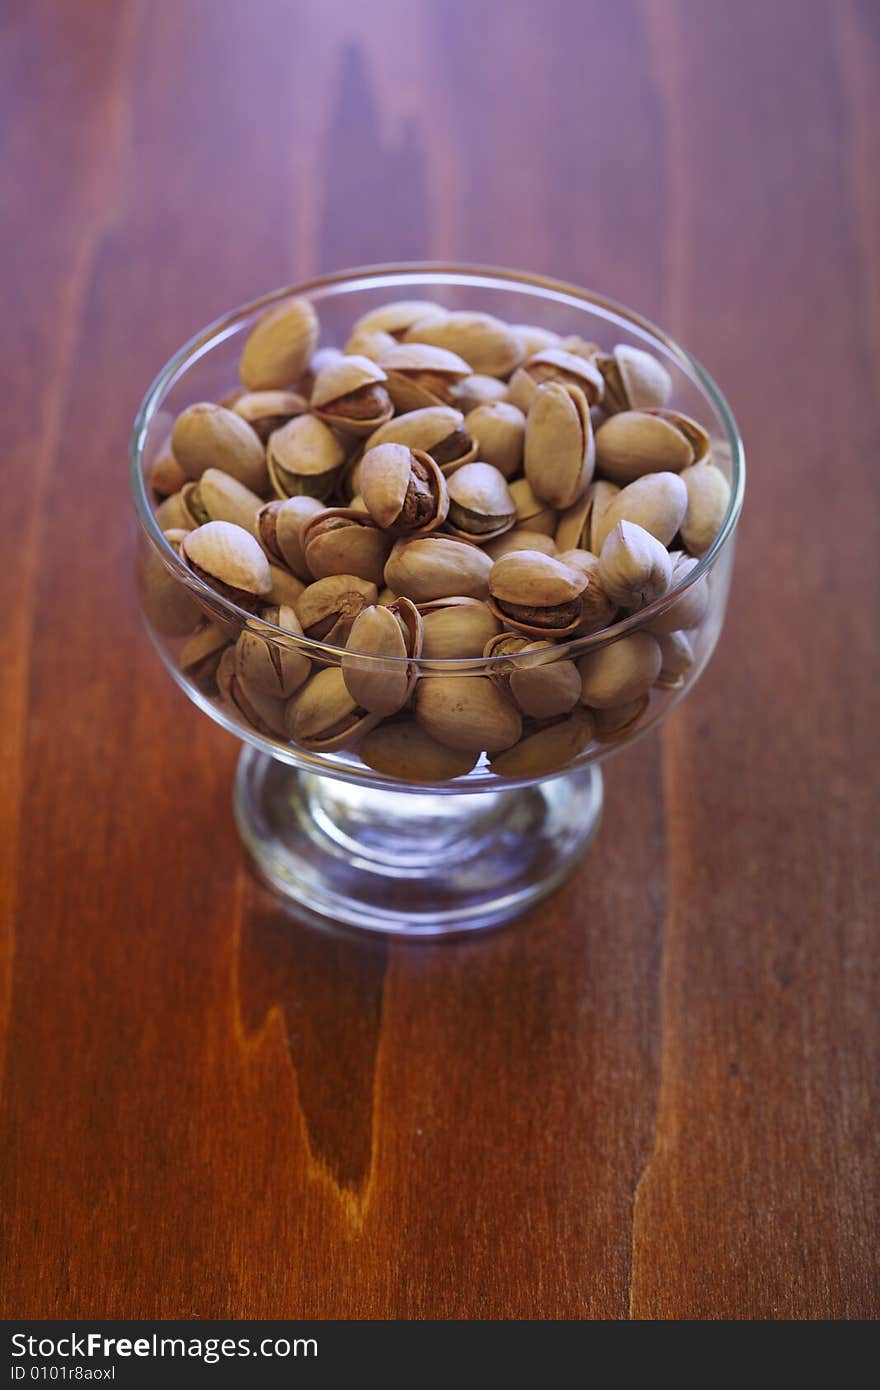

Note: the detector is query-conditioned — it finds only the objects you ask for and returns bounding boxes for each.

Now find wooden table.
[2,0,877,1320]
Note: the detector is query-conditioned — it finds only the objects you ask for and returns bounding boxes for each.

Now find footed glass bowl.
[131,264,744,936]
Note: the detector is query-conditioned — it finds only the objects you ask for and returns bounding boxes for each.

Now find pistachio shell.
[489,708,595,777]
[384,535,493,603]
[267,413,346,500]
[154,492,193,531]
[182,468,264,535]
[310,354,393,437]
[171,402,269,492]
[592,471,688,552]
[598,521,672,610]
[414,676,522,754]
[239,296,319,391]
[379,343,471,412]
[507,347,604,413]
[453,374,509,412]
[645,553,710,634]
[680,461,731,555]
[524,381,595,510]
[488,550,587,638]
[555,550,617,634]
[181,520,272,611]
[267,563,306,608]
[302,507,393,586]
[404,311,524,377]
[593,696,650,741]
[578,632,662,708]
[504,642,583,720]
[418,598,502,659]
[342,602,419,715]
[364,406,477,472]
[596,345,672,413]
[178,622,229,690]
[139,533,202,637]
[151,447,186,497]
[232,390,308,443]
[360,444,449,535]
[463,401,525,478]
[351,300,443,338]
[509,324,561,357]
[295,574,378,645]
[445,462,516,541]
[484,529,558,561]
[217,649,287,737]
[594,409,709,484]
[656,629,695,687]
[359,720,479,782]
[284,666,380,751]
[235,604,311,698]
[258,495,326,579]
[508,477,557,535]
[343,327,397,361]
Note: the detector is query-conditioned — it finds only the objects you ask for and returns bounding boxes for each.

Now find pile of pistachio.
[144,295,730,780]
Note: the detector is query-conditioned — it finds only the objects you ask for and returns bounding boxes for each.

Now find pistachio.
[180,520,272,612]
[295,574,378,645]
[463,401,525,478]
[524,381,595,510]
[151,443,186,497]
[384,535,493,603]
[594,408,710,484]
[445,462,516,542]
[139,531,202,637]
[557,336,601,362]
[598,521,672,609]
[509,324,560,357]
[217,648,287,738]
[301,507,393,586]
[593,696,650,741]
[404,311,524,378]
[656,629,695,687]
[232,390,308,443]
[484,528,558,561]
[284,666,380,751]
[267,563,306,609]
[364,406,477,473]
[592,471,688,552]
[171,402,269,492]
[485,635,581,720]
[453,374,509,412]
[418,597,501,659]
[154,491,194,532]
[239,296,319,391]
[342,598,422,715]
[680,460,731,555]
[359,719,478,781]
[554,480,623,554]
[506,347,604,413]
[378,586,398,606]
[577,632,662,708]
[555,550,617,634]
[595,344,672,413]
[257,495,325,579]
[310,354,394,436]
[360,443,449,536]
[645,552,710,634]
[180,468,264,536]
[235,604,311,699]
[414,676,522,754]
[488,550,587,637]
[489,708,595,777]
[179,622,230,691]
[351,300,443,339]
[508,477,557,535]
[266,413,346,500]
[378,343,471,412]
[343,328,398,361]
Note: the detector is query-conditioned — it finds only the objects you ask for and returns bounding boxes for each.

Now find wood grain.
[0,0,876,1319]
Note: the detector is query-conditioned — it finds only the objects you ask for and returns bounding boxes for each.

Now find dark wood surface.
[1,0,877,1320]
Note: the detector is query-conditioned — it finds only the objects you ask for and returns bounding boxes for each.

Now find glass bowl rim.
[130,261,745,669]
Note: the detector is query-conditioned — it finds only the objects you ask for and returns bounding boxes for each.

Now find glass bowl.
[131,264,744,936]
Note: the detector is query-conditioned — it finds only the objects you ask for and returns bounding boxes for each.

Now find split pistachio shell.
[484,528,558,561]
[404,311,524,378]
[596,345,672,414]
[680,461,731,555]
[555,550,617,634]
[217,648,287,737]
[524,381,595,510]
[657,630,695,687]
[232,390,308,443]
[578,632,662,708]
[508,477,557,535]
[645,552,710,634]
[594,408,710,484]
[384,535,493,603]
[239,296,319,391]
[139,531,202,637]
[598,521,672,609]
[285,666,380,751]
[235,604,311,699]
[359,444,449,535]
[490,708,595,777]
[592,471,688,552]
[154,492,194,531]
[418,598,501,659]
[414,676,522,754]
[485,636,581,720]
[295,574,378,644]
[378,343,471,412]
[258,495,326,579]
[351,300,443,339]
[180,520,272,611]
[171,402,269,493]
[181,468,264,536]
[267,563,306,608]
[445,462,516,541]
[266,413,346,500]
[507,347,604,413]
[302,507,393,586]
[593,696,650,741]
[342,599,422,715]
[488,550,587,637]
[463,401,525,478]
[359,719,479,781]
[364,406,477,473]
[310,354,393,436]
[509,324,560,357]
[453,374,509,412]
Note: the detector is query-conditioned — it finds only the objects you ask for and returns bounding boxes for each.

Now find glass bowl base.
[233,747,603,938]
